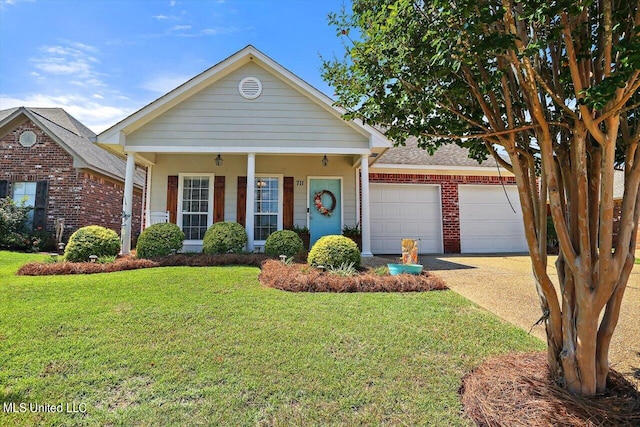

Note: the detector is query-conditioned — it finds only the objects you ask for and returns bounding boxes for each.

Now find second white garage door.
[370,184,442,254]
[458,185,528,253]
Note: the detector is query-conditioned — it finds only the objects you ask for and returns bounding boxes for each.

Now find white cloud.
[31,43,102,83]
[1,0,35,6]
[152,14,180,21]
[201,26,247,36]
[170,25,191,31]
[140,74,190,94]
[34,59,93,77]
[0,94,134,133]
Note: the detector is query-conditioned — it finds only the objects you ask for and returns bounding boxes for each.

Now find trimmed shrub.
[202,221,248,254]
[64,225,120,262]
[307,235,361,268]
[136,223,185,259]
[264,230,303,257]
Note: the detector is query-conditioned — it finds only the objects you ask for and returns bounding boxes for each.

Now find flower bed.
[259,259,447,293]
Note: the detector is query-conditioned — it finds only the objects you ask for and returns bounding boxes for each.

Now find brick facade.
[0,118,142,242]
[369,172,517,253]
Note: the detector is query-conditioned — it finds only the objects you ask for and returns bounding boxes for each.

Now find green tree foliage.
[0,197,30,249]
[323,0,640,396]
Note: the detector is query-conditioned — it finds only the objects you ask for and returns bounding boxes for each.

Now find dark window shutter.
[33,180,49,230]
[283,177,294,229]
[0,180,9,198]
[214,176,225,223]
[166,176,178,224]
[237,176,247,227]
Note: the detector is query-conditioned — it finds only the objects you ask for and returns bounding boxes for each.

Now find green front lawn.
[0,251,543,426]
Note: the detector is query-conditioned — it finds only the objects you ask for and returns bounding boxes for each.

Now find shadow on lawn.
[0,389,26,404]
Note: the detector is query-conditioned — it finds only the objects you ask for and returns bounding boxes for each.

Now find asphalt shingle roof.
[1,107,144,187]
[376,137,499,168]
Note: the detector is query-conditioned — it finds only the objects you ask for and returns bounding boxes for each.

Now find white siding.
[127,63,368,151]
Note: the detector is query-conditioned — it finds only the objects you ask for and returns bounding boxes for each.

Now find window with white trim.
[254,176,281,241]
[179,175,213,240]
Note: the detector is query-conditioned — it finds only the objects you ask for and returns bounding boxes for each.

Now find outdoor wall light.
[215,153,223,166]
[322,154,328,167]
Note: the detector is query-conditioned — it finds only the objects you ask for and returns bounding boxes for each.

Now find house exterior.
[369,140,527,254]
[0,107,145,243]
[96,45,390,255]
[97,45,528,256]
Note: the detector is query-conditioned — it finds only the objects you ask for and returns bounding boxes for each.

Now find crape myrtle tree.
[322,0,640,396]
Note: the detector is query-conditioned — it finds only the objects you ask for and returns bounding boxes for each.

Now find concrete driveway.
[367,254,640,383]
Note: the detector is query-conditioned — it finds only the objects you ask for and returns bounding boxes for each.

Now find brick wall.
[0,118,142,242]
[369,172,517,253]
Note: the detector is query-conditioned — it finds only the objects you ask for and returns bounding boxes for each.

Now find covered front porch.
[94,46,392,256]
[122,150,375,256]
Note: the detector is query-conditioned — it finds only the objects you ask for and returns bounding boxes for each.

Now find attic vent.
[239,77,262,99]
[18,130,37,147]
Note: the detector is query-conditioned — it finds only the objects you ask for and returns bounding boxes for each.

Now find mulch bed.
[259,259,447,292]
[16,253,273,276]
[461,352,640,426]
[17,255,448,293]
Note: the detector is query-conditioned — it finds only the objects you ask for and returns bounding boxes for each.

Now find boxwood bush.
[264,230,303,257]
[202,221,248,254]
[64,225,120,262]
[307,235,360,268]
[136,223,185,259]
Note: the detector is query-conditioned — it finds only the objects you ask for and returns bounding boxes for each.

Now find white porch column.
[360,154,373,257]
[245,153,256,252]
[143,164,152,229]
[121,152,136,255]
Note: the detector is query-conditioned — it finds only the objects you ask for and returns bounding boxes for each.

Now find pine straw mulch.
[17,253,272,276]
[17,254,447,293]
[461,352,640,427]
[259,259,447,292]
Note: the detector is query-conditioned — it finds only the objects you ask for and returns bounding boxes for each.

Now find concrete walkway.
[366,254,640,383]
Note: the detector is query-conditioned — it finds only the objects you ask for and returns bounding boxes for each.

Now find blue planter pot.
[387,263,423,275]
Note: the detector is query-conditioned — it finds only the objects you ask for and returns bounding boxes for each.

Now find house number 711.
[296,180,304,186]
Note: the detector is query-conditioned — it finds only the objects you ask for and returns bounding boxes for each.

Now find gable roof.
[0,107,144,187]
[375,137,499,168]
[97,45,391,152]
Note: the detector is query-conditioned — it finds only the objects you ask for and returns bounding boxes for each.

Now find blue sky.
[0,0,350,132]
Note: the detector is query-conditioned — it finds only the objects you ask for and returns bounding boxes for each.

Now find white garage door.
[370,184,442,254]
[459,185,528,253]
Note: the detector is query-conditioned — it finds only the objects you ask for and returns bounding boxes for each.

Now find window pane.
[181,176,210,239]
[12,182,25,194]
[12,181,36,207]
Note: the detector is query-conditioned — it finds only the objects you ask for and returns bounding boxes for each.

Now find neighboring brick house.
[0,107,145,243]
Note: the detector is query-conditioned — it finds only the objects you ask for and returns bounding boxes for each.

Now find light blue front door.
[309,178,342,246]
